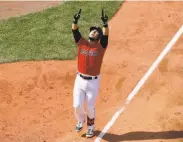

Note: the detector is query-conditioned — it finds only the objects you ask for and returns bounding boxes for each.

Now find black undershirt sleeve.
[72,28,81,43]
[100,35,108,48]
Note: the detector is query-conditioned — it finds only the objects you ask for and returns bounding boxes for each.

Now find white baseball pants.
[73,72,100,127]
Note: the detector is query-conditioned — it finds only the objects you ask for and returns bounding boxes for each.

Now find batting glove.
[101,9,108,27]
[73,9,81,24]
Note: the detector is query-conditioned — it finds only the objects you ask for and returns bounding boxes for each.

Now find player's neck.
[88,37,98,44]
[89,40,97,44]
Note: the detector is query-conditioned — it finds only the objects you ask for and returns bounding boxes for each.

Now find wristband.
[73,19,78,24]
[103,22,108,28]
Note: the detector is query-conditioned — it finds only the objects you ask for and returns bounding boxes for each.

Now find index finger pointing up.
[102,9,104,17]
[78,9,81,15]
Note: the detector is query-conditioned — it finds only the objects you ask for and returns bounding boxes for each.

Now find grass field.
[0,1,122,63]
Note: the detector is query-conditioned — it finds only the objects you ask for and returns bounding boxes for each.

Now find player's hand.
[101,9,108,24]
[73,9,81,24]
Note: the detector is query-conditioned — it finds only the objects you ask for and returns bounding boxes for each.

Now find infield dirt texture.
[0,1,183,142]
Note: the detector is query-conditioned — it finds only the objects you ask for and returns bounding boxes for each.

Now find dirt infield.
[0,1,183,142]
[0,1,62,20]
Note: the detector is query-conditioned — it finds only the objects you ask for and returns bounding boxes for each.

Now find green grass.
[0,1,122,63]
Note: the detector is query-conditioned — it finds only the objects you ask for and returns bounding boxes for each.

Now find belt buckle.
[83,75,88,79]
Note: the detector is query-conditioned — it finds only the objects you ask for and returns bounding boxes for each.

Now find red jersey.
[76,37,106,76]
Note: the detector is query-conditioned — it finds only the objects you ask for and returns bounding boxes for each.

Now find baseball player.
[72,8,109,138]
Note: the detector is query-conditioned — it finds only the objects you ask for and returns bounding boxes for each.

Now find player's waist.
[77,71,99,80]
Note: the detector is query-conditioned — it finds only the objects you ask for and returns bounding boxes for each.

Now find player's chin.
[89,35,97,39]
[89,36,97,41]
[89,34,94,38]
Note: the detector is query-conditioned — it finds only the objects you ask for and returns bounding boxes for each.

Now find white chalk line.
[94,25,183,142]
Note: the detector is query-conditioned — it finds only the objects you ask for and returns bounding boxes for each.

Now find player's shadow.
[93,130,183,142]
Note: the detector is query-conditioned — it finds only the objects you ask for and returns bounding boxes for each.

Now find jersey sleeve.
[72,28,82,43]
[100,35,108,48]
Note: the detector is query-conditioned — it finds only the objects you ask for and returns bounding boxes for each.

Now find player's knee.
[86,106,95,118]
[74,104,82,113]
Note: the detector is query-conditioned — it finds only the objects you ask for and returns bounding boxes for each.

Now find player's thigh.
[86,78,100,104]
[85,88,99,107]
[73,86,86,108]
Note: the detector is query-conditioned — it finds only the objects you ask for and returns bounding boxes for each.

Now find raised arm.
[100,9,109,48]
[72,9,82,43]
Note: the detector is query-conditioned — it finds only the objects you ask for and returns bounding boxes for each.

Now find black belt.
[78,73,98,80]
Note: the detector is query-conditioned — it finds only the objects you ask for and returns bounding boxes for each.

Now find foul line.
[94,25,183,142]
